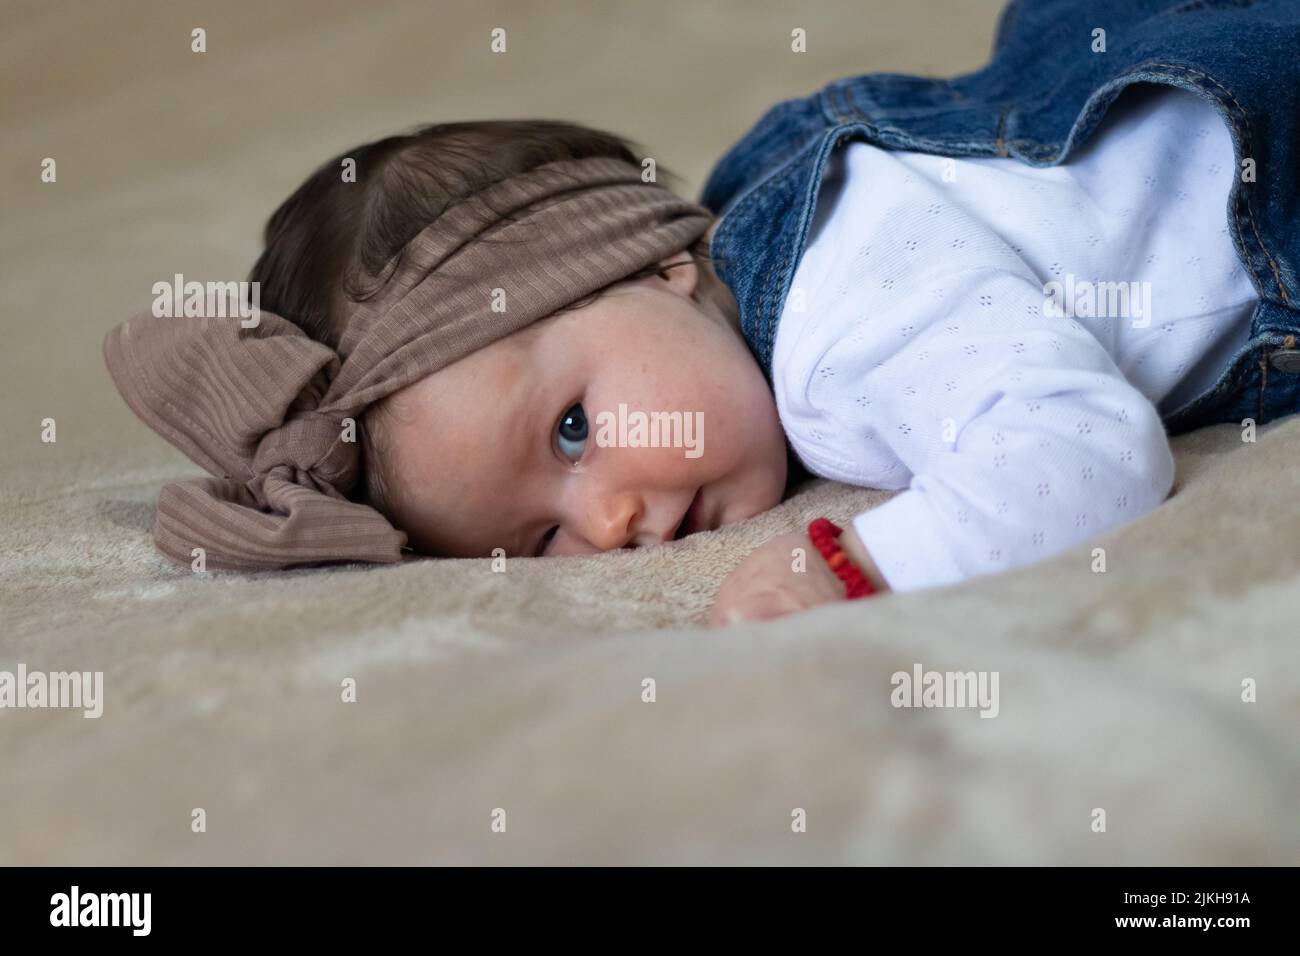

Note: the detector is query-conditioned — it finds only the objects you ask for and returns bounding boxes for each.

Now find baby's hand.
[708,530,847,627]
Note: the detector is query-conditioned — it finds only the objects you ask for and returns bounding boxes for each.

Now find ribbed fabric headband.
[104,156,713,571]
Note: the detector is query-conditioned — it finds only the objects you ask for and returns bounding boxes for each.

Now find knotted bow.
[104,157,713,570]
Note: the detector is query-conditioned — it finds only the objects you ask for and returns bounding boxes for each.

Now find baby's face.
[375,254,788,557]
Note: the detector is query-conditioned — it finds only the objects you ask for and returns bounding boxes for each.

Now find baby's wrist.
[836,525,890,594]
[806,518,887,598]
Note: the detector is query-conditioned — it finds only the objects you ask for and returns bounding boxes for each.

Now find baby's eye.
[535,525,559,557]
[556,402,588,461]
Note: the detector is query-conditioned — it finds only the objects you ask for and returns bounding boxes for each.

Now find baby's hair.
[249,119,718,523]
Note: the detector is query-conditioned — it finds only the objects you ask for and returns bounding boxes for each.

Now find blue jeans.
[701,0,1300,436]
[1162,305,1300,434]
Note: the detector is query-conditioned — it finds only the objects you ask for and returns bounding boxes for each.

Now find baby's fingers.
[708,587,804,628]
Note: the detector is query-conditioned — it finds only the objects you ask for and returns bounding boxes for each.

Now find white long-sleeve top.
[773,86,1257,592]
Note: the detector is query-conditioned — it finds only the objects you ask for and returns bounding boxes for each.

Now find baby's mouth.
[673,488,705,540]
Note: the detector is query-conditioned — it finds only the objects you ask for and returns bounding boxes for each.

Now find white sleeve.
[812,267,1177,592]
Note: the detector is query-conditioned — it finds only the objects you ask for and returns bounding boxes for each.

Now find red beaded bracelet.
[807,518,877,599]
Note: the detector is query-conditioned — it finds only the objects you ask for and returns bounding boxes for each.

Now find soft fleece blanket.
[2,0,1297,865]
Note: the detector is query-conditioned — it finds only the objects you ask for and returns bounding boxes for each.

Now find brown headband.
[104,156,713,571]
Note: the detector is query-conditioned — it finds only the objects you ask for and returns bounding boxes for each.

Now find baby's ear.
[655,249,693,275]
[650,250,700,296]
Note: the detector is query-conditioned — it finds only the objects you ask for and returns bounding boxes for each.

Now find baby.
[256,121,796,578]
[106,0,1300,626]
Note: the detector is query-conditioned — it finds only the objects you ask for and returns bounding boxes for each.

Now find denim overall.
[701,0,1300,436]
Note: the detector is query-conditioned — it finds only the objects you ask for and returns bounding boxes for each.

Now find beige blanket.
[3,0,1298,865]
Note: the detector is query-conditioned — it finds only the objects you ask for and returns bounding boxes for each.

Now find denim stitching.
[1258,347,1268,423]
[720,133,836,372]
[716,134,821,250]
[1146,62,1290,307]
[728,60,1296,403]
[1141,63,1293,420]
[994,107,1009,158]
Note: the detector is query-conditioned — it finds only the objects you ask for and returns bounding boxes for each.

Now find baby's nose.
[583,492,644,552]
